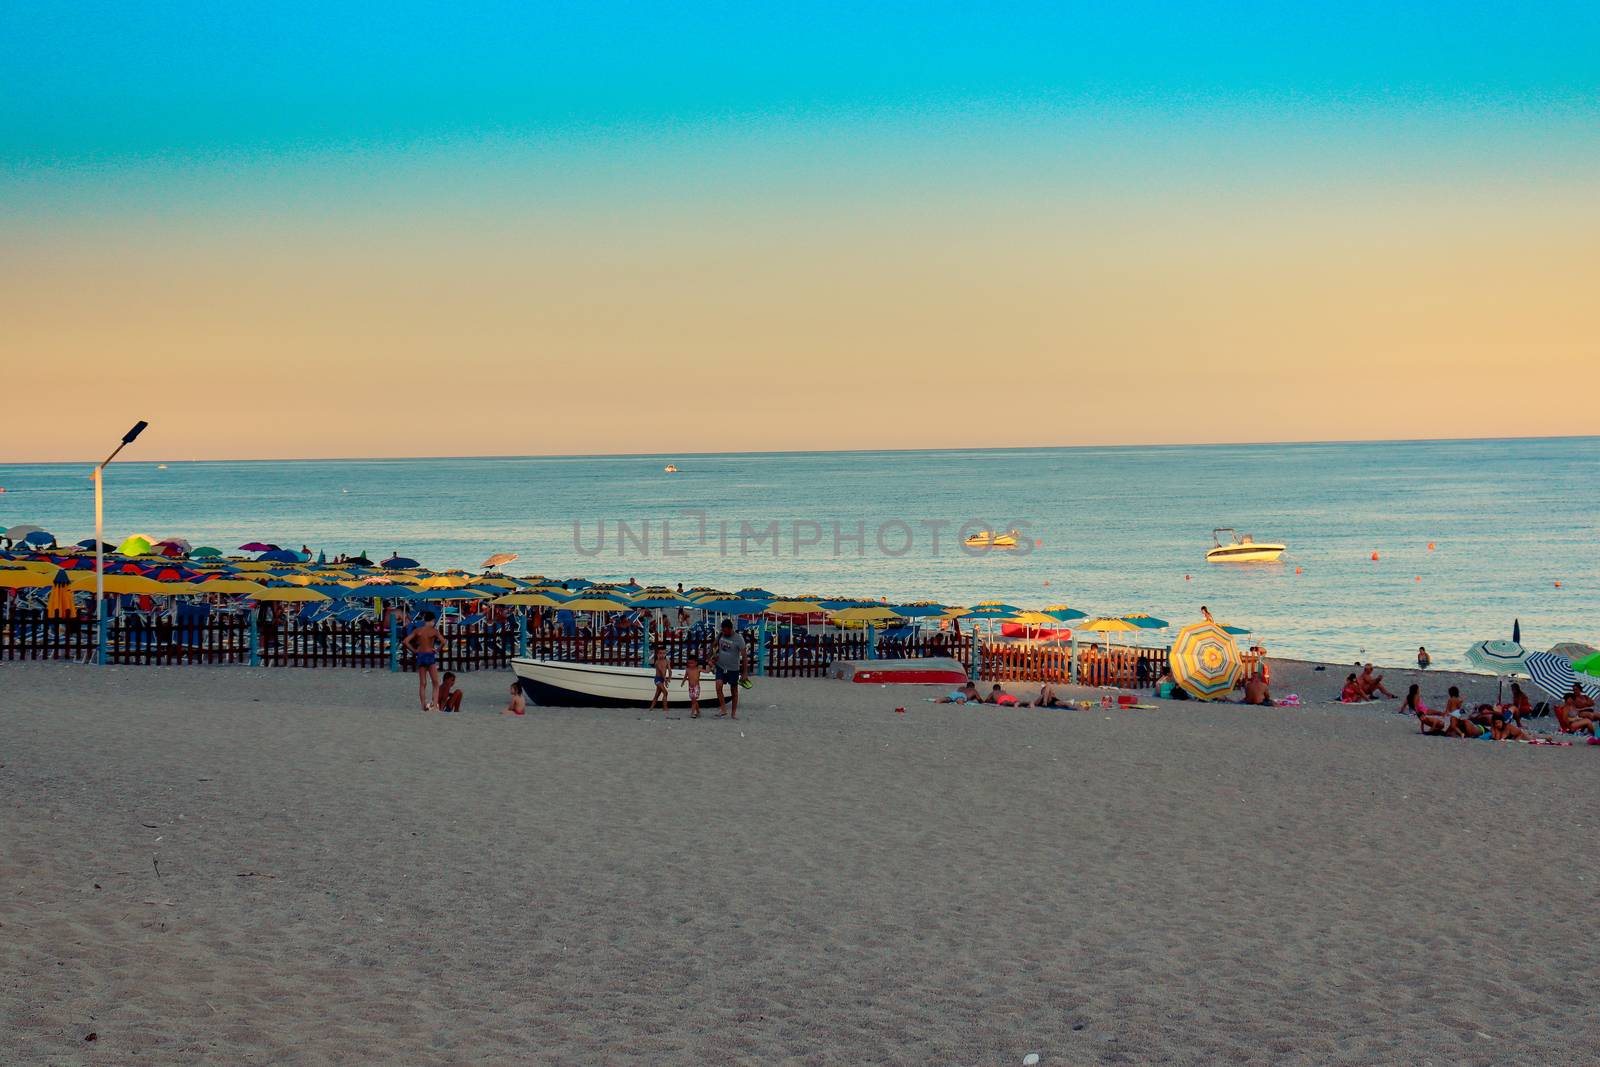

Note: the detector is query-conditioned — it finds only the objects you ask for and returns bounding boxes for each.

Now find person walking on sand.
[713,619,747,719]
[403,610,446,710]
[648,646,672,712]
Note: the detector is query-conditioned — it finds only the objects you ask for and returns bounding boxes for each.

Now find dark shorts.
[716,668,741,687]
[416,651,437,667]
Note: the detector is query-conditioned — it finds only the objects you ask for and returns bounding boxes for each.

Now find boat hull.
[825,658,969,684]
[511,657,734,707]
[1205,544,1286,563]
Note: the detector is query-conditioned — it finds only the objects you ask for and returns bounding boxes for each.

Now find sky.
[4,2,1598,461]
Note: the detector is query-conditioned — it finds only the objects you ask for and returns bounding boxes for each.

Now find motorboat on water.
[663,464,679,473]
[1206,528,1286,563]
[512,657,737,707]
[964,529,1020,549]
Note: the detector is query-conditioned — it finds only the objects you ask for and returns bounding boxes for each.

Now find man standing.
[713,618,748,719]
[403,610,447,711]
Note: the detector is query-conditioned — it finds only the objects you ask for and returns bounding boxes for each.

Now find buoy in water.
[1415,576,1421,582]
[1184,574,1191,581]
[1294,566,1302,575]
[1427,542,1435,550]
[1555,581,1562,588]
[1371,551,1380,561]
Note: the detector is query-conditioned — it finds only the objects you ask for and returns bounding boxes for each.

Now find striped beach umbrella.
[1524,651,1600,702]
[1169,621,1244,700]
[1464,640,1528,674]
[1548,642,1597,663]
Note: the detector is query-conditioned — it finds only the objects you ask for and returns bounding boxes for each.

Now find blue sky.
[5,2,1597,166]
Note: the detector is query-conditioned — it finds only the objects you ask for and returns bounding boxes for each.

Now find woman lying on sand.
[1486,705,1531,741]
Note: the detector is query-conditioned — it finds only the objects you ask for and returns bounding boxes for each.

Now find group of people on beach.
[1400,680,1597,740]
[645,619,751,719]
[938,680,1071,706]
[1339,663,1396,702]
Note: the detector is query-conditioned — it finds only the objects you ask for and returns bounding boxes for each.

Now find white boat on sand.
[512,657,738,707]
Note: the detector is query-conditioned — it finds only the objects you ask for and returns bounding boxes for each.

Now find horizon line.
[4,431,1596,467]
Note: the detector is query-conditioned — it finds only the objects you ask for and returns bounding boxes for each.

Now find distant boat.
[157,464,168,470]
[1207,527,1286,563]
[663,464,679,473]
[964,529,1020,549]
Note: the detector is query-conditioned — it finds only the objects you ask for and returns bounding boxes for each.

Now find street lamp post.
[93,421,149,662]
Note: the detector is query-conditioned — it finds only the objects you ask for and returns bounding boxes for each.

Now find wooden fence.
[1,614,1197,692]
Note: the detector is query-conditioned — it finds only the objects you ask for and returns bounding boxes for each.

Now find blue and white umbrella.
[1464,639,1528,674]
[1524,651,1600,702]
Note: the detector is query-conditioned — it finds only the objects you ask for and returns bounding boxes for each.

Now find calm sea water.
[3,439,1596,667]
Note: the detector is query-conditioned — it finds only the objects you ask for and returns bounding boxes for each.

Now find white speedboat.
[512,657,737,707]
[663,464,679,473]
[1206,528,1286,563]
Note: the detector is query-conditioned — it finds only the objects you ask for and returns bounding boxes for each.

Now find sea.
[3,438,1596,668]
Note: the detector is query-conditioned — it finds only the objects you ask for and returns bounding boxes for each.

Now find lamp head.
[122,420,149,444]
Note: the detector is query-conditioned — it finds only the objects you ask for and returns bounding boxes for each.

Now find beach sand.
[4,660,1597,1065]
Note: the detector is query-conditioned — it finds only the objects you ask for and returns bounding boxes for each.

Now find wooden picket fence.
[1,613,1187,692]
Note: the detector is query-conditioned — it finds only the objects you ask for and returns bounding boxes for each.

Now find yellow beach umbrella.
[189,579,268,595]
[492,592,568,608]
[419,574,472,589]
[561,595,632,612]
[68,573,165,595]
[1169,621,1243,700]
[1009,611,1062,627]
[1078,617,1139,633]
[830,605,903,624]
[473,576,518,588]
[3,560,61,574]
[766,600,824,613]
[279,574,321,585]
[248,587,331,602]
[0,568,55,589]
[47,575,78,618]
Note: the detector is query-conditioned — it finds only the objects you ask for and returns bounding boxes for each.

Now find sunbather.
[986,684,1022,706]
[1559,684,1597,722]
[1553,700,1597,735]
[1487,705,1530,741]
[1243,675,1273,706]
[1402,684,1451,734]
[1341,673,1364,702]
[1358,664,1395,699]
[1035,682,1063,707]
[940,681,980,704]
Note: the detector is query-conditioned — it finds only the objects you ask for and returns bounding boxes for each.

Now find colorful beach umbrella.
[1042,605,1089,622]
[561,595,634,612]
[116,534,155,555]
[1523,651,1600,703]
[1548,642,1597,663]
[238,542,279,552]
[1121,613,1170,629]
[1570,652,1600,679]
[1079,616,1139,633]
[1464,640,1528,674]
[765,599,825,614]
[1169,621,1244,700]
[481,552,519,569]
[697,598,773,615]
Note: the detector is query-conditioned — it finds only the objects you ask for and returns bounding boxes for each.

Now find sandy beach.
[4,660,1597,1066]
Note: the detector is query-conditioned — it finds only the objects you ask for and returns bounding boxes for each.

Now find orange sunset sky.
[4,6,1597,461]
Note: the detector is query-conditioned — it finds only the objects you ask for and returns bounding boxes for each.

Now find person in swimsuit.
[939,681,980,704]
[1358,664,1395,699]
[436,671,463,713]
[1487,705,1529,740]
[986,683,1022,706]
[402,610,446,710]
[684,655,703,718]
[503,683,526,716]
[648,647,671,712]
[1402,684,1452,735]
[1416,646,1431,669]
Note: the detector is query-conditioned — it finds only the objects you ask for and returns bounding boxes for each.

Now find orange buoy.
[1415,576,1421,582]
[1034,538,1042,547]
[1427,542,1435,550]
[1555,581,1562,588]
[1371,551,1379,561]
[1294,566,1303,575]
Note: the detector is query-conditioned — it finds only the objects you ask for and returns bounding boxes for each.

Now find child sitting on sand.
[1341,673,1363,702]
[684,655,703,719]
[503,683,525,716]
[436,672,464,713]
[648,647,671,712]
